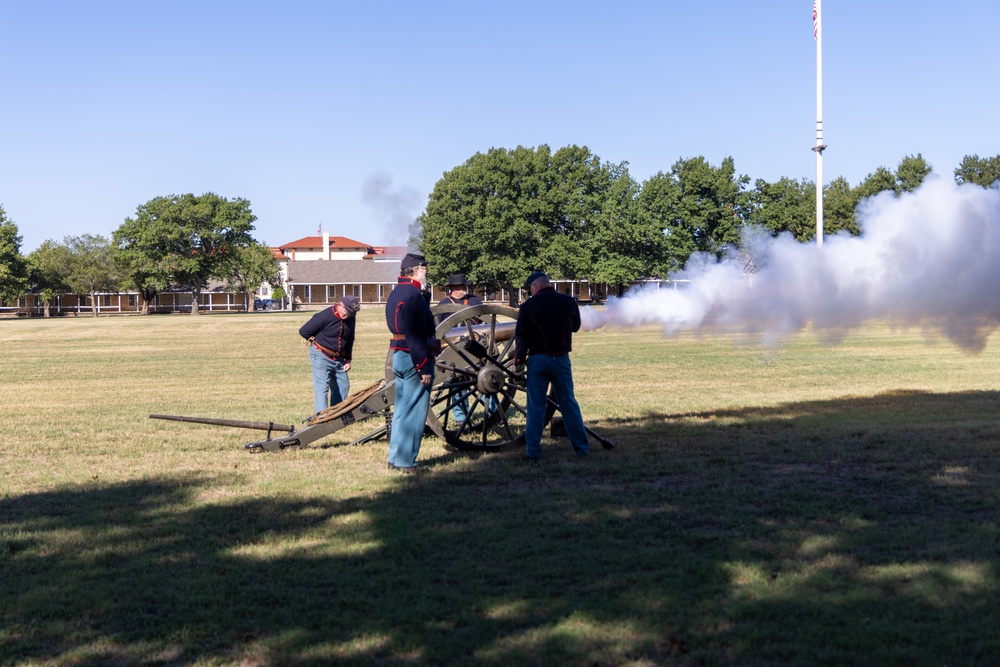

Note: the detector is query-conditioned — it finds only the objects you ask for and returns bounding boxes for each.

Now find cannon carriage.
[151,303,532,453]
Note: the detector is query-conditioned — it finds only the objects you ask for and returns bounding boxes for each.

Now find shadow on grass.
[2,389,999,666]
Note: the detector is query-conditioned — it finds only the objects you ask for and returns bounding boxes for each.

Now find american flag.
[317,223,322,234]
[813,1,818,40]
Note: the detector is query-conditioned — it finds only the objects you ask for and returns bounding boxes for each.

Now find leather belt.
[313,341,342,359]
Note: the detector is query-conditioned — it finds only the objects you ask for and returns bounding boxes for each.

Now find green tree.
[63,234,119,317]
[114,193,257,315]
[112,216,170,315]
[823,176,861,236]
[746,177,815,241]
[954,154,1000,187]
[579,163,661,295]
[26,240,72,317]
[895,153,932,193]
[637,156,750,274]
[271,285,286,309]
[635,172,687,276]
[847,155,934,233]
[222,241,281,312]
[855,165,897,202]
[854,155,932,203]
[0,207,29,305]
[420,145,628,304]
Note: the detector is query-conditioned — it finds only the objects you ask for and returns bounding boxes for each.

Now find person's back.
[514,286,580,361]
[514,272,588,460]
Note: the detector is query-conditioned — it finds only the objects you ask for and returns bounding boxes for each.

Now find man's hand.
[420,373,432,386]
[344,362,352,372]
[302,336,314,347]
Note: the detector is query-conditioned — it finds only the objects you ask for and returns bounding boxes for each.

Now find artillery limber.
[152,304,565,453]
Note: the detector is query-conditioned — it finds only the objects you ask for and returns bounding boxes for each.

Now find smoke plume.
[361,171,423,248]
[581,177,1000,352]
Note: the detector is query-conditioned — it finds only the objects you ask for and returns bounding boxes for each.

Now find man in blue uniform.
[437,273,484,423]
[436,273,482,323]
[513,271,589,460]
[385,252,437,471]
[299,295,360,414]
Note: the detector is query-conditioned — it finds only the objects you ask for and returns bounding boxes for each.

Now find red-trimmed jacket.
[385,277,436,372]
[299,305,356,362]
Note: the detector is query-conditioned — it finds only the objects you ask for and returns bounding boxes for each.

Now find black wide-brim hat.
[447,273,467,287]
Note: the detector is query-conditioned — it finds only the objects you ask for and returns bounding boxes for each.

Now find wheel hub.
[476,364,504,395]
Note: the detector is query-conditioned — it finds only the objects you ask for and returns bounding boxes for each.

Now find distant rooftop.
[279,235,372,251]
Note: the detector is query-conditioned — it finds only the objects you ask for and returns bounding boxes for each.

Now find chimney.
[322,231,330,260]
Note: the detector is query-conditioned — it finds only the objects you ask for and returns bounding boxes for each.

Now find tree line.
[0,193,281,316]
[2,153,999,315]
[418,149,1000,302]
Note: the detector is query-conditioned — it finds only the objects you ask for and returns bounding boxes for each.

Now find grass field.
[2,310,999,666]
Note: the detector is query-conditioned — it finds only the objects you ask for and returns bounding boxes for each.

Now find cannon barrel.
[149,414,297,433]
[442,320,517,343]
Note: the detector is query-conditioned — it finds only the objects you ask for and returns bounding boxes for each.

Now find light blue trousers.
[309,346,350,414]
[388,351,433,468]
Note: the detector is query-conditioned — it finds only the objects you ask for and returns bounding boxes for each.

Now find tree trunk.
[90,292,100,317]
[505,283,519,308]
[43,302,51,318]
[191,288,201,315]
[140,287,156,315]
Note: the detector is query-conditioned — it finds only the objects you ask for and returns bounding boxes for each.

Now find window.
[128,294,137,307]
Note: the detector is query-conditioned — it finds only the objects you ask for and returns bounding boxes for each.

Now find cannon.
[151,303,545,453]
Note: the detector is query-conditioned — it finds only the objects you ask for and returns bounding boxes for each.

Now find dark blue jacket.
[386,277,436,373]
[514,286,580,364]
[436,292,483,325]
[299,306,356,361]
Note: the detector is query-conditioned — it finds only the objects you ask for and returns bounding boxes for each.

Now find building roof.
[286,259,401,284]
[368,245,408,258]
[279,235,372,252]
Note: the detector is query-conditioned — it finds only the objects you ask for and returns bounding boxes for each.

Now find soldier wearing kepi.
[385,252,438,472]
[299,295,361,414]
[513,271,589,460]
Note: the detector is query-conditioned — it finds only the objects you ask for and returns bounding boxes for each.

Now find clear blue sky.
[3,0,998,253]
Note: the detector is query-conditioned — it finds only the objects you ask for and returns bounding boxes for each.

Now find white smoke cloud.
[581,177,1000,352]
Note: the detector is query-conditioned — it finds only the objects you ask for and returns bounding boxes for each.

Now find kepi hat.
[400,252,427,271]
[525,271,548,290]
[340,295,361,313]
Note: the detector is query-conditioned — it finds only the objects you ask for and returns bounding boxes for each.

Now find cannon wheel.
[384,303,529,452]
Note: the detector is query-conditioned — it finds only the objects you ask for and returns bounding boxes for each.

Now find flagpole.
[812,0,826,247]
